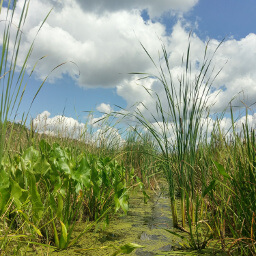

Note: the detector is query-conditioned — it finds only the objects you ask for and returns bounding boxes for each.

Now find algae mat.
[25,187,224,255]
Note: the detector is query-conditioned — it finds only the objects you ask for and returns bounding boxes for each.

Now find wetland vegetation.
[1,1,256,255]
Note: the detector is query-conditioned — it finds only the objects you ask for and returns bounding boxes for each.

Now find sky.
[1,0,256,140]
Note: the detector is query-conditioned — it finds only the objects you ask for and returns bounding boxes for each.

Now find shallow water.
[73,187,183,256]
[25,184,225,255]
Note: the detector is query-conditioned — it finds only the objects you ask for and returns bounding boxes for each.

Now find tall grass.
[121,127,159,187]
[120,37,256,254]
[0,0,43,232]
[206,108,256,255]
[127,38,223,229]
[0,0,50,165]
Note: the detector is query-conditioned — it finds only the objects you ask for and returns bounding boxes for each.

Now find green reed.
[126,38,223,230]
[0,0,51,164]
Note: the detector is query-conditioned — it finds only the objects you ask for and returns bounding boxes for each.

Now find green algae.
[22,186,225,256]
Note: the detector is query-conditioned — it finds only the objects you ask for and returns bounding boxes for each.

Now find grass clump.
[125,38,223,231]
[119,39,256,255]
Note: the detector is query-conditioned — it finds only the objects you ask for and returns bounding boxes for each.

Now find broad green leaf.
[0,188,11,215]
[59,220,68,249]
[73,156,91,187]
[10,179,23,209]
[112,243,144,255]
[213,161,230,179]
[75,183,83,194]
[0,167,10,189]
[27,172,44,222]
[23,146,40,165]
[116,182,125,197]
[119,194,129,213]
[0,168,10,214]
[39,139,51,154]
[115,194,129,213]
[52,145,65,159]
[119,243,144,253]
[202,180,216,197]
[58,160,71,175]
[33,156,51,175]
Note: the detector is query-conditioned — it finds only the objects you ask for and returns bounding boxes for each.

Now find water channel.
[27,183,225,255]
[67,184,181,255]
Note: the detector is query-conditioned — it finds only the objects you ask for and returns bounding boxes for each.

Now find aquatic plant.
[125,37,223,231]
[0,0,51,166]
[1,139,130,249]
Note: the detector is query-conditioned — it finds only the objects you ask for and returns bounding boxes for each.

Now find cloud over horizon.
[32,111,124,147]
[1,0,256,119]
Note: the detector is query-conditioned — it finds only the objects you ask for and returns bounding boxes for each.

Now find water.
[71,186,185,255]
[24,184,225,255]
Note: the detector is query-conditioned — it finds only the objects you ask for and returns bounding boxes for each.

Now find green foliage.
[0,0,51,166]
[123,37,224,230]
[112,243,144,256]
[1,139,132,251]
[120,38,256,255]
[1,1,255,255]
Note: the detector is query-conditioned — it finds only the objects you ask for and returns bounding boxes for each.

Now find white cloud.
[32,108,256,150]
[96,103,112,114]
[3,0,168,87]
[117,22,256,120]
[1,0,200,89]
[1,0,256,121]
[92,126,124,148]
[32,111,88,139]
[75,0,199,18]
[32,111,124,148]
[235,113,256,131]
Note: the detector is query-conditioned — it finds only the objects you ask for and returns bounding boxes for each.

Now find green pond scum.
[22,188,225,256]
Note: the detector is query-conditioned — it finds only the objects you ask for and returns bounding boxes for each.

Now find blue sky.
[1,0,256,137]
[186,0,256,40]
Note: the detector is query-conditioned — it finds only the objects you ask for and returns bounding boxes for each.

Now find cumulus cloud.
[75,0,199,18]
[2,0,168,87]
[235,113,256,132]
[96,103,112,114]
[32,111,124,148]
[117,22,256,120]
[1,0,200,88]
[1,0,256,121]
[32,111,88,139]
[32,107,256,152]
[92,126,124,148]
